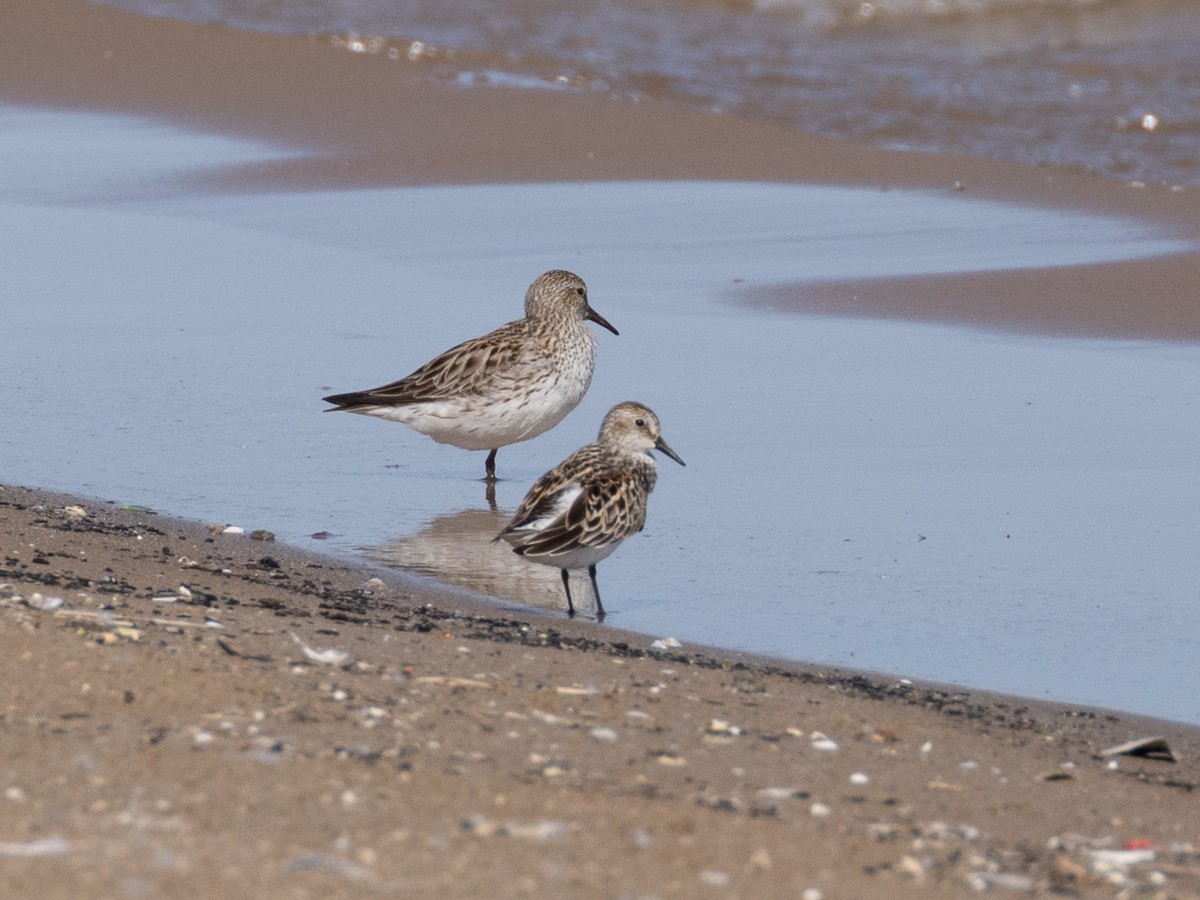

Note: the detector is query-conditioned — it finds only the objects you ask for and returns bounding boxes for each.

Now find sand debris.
[1090,847,1156,872]
[24,593,64,611]
[281,854,373,882]
[1099,736,1178,763]
[462,814,571,841]
[0,837,71,858]
[757,787,808,801]
[416,676,490,689]
[556,685,597,696]
[290,632,350,666]
[810,733,839,753]
[966,871,1034,892]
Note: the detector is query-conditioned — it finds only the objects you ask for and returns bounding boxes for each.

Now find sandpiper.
[495,401,684,620]
[323,270,618,481]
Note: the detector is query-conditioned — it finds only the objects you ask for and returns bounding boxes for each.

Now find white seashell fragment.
[290,632,349,666]
[26,594,64,611]
[650,637,682,650]
[221,526,245,535]
[1091,848,1156,872]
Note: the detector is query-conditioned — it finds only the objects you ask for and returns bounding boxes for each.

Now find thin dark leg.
[588,565,605,622]
[484,448,498,482]
[560,569,575,617]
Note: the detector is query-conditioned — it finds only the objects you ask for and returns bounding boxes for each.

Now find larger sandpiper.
[495,401,685,620]
[323,270,618,481]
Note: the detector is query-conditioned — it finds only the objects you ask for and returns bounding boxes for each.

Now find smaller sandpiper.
[323,270,618,482]
[495,401,685,620]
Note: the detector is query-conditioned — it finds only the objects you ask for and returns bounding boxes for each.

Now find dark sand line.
[2,483,1199,896]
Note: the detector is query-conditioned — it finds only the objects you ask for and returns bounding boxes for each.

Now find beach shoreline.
[2,482,1198,896]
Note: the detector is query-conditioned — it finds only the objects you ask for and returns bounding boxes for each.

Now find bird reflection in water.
[368,506,582,617]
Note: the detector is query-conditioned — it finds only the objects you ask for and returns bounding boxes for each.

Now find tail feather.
[324,390,382,411]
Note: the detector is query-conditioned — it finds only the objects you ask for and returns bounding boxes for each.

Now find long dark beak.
[585,305,619,336]
[655,436,686,467]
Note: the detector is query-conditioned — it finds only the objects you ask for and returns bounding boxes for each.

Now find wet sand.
[2,484,1199,897]
[745,251,1200,343]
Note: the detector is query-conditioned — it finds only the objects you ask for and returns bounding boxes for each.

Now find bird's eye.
[574,287,585,296]
[635,418,645,428]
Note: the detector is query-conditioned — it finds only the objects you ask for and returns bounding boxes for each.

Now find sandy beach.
[2,485,1198,897]
[3,0,1200,894]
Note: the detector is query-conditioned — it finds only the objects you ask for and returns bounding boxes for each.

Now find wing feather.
[325,319,534,408]
[498,446,650,560]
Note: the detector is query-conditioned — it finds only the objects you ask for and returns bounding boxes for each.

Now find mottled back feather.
[501,449,655,558]
[325,319,539,408]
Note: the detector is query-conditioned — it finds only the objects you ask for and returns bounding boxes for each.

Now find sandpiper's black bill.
[655,437,686,466]
[585,306,619,336]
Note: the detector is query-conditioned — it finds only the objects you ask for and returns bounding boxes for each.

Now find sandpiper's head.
[598,402,685,466]
[524,270,619,336]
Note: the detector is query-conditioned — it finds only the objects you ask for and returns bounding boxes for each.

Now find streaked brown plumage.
[496,401,685,620]
[323,270,618,481]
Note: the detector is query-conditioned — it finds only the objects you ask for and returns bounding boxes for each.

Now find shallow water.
[93,0,1200,187]
[4,106,1199,724]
